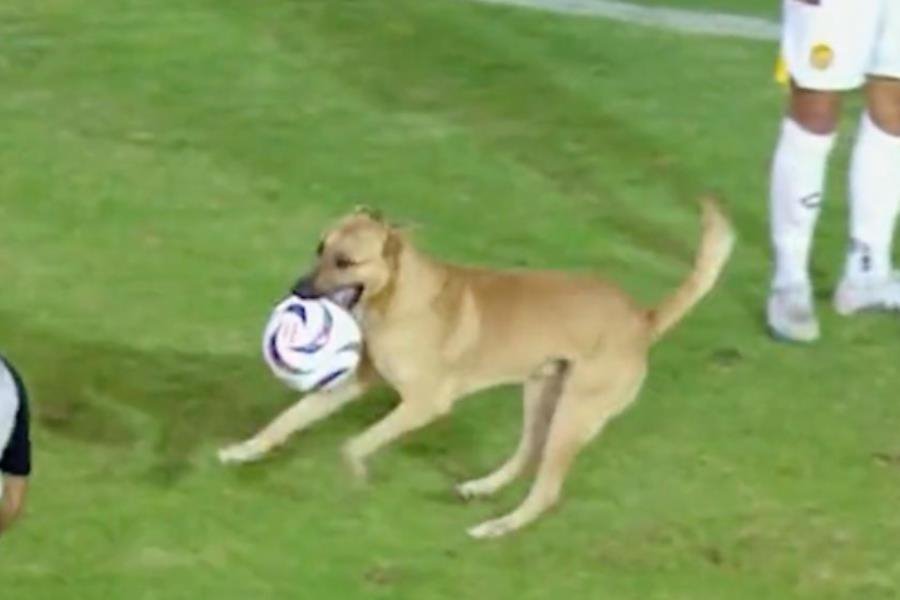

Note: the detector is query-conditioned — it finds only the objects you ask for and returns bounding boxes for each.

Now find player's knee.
[6,496,25,523]
[866,78,900,136]
[789,86,842,135]
[0,486,27,530]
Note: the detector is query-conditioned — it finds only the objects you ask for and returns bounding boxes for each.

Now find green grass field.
[2,0,899,598]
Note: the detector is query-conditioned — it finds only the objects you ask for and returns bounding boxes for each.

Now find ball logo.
[809,43,833,70]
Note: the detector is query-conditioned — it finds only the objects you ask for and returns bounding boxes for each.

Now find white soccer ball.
[262,296,362,392]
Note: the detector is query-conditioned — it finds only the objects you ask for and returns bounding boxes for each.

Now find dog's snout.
[291,273,319,298]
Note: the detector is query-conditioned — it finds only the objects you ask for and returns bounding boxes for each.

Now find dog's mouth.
[325,284,364,310]
[292,275,364,310]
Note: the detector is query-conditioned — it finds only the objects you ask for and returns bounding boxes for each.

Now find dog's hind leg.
[467,359,646,539]
[456,361,567,500]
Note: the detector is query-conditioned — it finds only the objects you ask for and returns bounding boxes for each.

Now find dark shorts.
[0,356,31,477]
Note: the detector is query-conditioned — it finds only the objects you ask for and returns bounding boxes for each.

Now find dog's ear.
[382,227,404,262]
[353,205,385,222]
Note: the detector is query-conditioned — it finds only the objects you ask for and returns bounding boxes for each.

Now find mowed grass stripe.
[465,0,779,39]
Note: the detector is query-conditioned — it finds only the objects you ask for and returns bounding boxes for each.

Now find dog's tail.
[647,195,735,342]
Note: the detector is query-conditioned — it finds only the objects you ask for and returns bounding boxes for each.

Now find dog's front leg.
[342,383,454,481]
[218,376,372,465]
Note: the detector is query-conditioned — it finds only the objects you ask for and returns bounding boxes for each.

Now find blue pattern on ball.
[314,368,349,390]
[284,303,307,323]
[266,335,313,375]
[289,303,334,354]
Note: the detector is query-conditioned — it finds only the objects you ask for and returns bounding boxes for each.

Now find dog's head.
[291,206,403,311]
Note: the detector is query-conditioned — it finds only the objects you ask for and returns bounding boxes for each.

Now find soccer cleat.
[767,284,820,342]
[833,273,900,316]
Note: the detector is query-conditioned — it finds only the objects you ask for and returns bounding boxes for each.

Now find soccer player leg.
[0,476,27,534]
[768,0,879,340]
[836,2,900,314]
[768,95,836,342]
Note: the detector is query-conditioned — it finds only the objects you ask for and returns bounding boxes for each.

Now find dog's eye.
[335,256,355,269]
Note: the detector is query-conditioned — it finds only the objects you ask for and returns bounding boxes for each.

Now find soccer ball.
[262,295,362,392]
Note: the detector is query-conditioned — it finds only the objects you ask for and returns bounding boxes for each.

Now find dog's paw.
[455,479,497,501]
[467,516,517,540]
[218,439,268,465]
[341,446,369,484]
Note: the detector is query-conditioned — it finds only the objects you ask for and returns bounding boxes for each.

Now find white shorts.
[781,0,900,90]
[0,364,20,500]
[0,366,18,456]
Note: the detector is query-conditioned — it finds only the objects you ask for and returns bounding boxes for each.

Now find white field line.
[468,0,780,41]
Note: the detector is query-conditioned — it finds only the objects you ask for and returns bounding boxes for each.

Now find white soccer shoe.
[767,284,820,343]
[834,273,900,316]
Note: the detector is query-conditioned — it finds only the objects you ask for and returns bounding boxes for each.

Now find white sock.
[844,112,900,283]
[770,117,836,289]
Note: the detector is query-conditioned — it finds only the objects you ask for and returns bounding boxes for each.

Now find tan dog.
[219,198,734,538]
